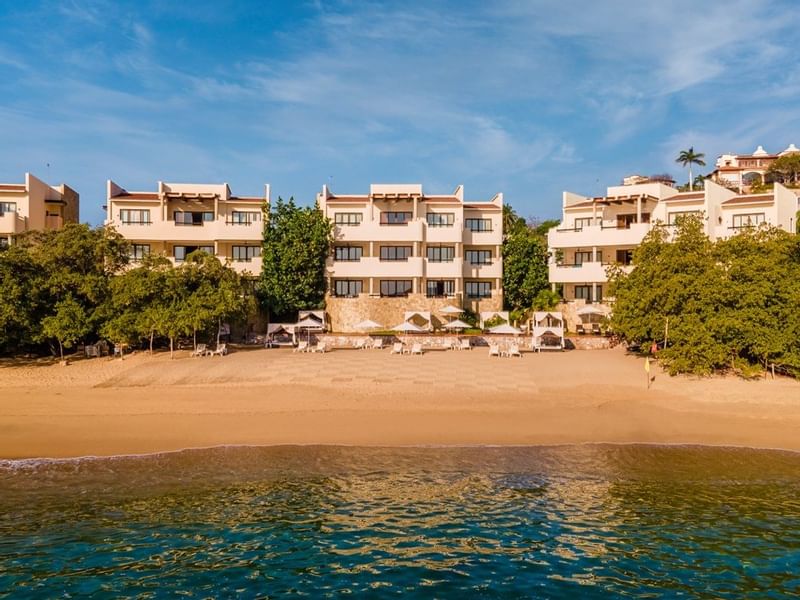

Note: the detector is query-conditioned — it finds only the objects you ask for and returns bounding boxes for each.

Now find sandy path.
[1,346,798,458]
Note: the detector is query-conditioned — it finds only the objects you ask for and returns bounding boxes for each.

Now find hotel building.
[318,183,503,332]
[712,143,799,191]
[105,180,268,275]
[0,173,79,246]
[548,179,798,305]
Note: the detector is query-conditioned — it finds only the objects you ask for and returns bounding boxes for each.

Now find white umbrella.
[391,321,426,333]
[296,316,323,342]
[443,319,471,330]
[576,305,605,316]
[440,305,463,315]
[489,324,523,335]
[353,319,383,331]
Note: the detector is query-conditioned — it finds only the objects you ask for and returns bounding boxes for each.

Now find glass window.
[574,251,592,265]
[465,250,492,265]
[574,217,594,230]
[334,246,362,261]
[174,245,214,261]
[615,249,634,265]
[732,213,765,228]
[0,202,17,215]
[465,281,491,298]
[380,212,412,225]
[232,246,261,261]
[380,246,412,261]
[120,209,151,224]
[334,213,363,226]
[426,246,455,262]
[174,211,213,225]
[426,213,454,227]
[465,218,492,232]
[334,280,362,297]
[426,280,455,297]
[229,211,260,224]
[380,280,412,297]
[130,244,150,261]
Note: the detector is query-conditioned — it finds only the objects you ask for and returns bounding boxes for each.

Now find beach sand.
[1,345,798,459]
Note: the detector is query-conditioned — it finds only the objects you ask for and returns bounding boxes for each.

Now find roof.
[722,194,773,205]
[228,196,264,202]
[114,192,159,200]
[0,184,26,191]
[668,192,704,200]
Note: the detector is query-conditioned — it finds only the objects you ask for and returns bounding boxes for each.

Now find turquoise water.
[2,445,800,598]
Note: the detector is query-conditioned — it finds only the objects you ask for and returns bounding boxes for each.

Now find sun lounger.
[353,338,367,350]
[576,323,586,335]
[488,343,500,357]
[190,344,207,357]
[209,343,227,357]
[411,343,423,355]
[391,342,403,354]
[508,344,522,358]
[592,323,602,335]
[293,341,308,353]
[372,338,384,350]
[460,338,471,351]
[312,342,328,353]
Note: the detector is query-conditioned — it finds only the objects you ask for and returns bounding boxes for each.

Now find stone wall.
[557,300,612,333]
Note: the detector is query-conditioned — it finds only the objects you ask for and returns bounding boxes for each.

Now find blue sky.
[1,1,799,225]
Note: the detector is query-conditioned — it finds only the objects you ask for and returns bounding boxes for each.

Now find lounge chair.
[508,344,522,358]
[313,342,328,353]
[488,343,500,357]
[391,342,403,354]
[411,343,423,355]
[460,338,471,351]
[592,323,602,335]
[353,338,367,350]
[293,341,308,353]
[576,323,586,335]
[210,343,227,357]
[372,338,384,350]
[190,344,207,357]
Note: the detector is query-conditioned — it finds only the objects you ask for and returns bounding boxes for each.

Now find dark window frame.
[465,218,492,232]
[380,280,412,297]
[465,281,492,299]
[426,246,455,262]
[465,249,492,265]
[380,246,412,261]
[380,211,413,225]
[334,279,363,297]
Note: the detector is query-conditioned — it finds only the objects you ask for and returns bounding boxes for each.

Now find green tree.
[41,295,91,360]
[258,197,333,320]
[766,153,800,186]
[675,147,707,191]
[502,206,550,312]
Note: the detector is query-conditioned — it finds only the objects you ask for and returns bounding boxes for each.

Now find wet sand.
[1,345,799,458]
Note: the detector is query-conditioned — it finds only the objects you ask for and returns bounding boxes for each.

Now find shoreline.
[1,346,799,459]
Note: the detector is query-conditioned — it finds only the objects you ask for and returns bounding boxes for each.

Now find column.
[592,282,598,304]
[636,196,642,223]
[369,278,374,296]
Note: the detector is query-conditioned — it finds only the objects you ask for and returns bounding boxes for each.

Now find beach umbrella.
[391,321,426,345]
[440,305,463,316]
[489,323,523,335]
[296,316,323,342]
[576,305,606,324]
[353,319,383,331]
[443,319,470,331]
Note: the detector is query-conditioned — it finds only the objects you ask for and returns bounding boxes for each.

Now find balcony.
[333,220,424,243]
[327,256,424,278]
[424,222,463,243]
[548,223,651,248]
[462,260,502,279]
[425,260,462,279]
[110,218,262,242]
[463,228,500,245]
[549,261,632,284]
[0,212,25,234]
[229,256,263,276]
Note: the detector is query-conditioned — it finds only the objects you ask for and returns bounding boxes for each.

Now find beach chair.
[391,342,403,354]
[411,343,423,355]
[372,338,384,350]
[488,343,500,357]
[353,338,367,350]
[508,344,522,358]
[313,342,328,353]
[190,344,207,357]
[460,338,471,351]
[210,343,227,357]
[576,323,586,335]
[293,341,308,353]
[592,323,602,335]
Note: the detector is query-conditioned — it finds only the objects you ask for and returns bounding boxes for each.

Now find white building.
[548,179,798,305]
[713,143,799,190]
[0,173,79,247]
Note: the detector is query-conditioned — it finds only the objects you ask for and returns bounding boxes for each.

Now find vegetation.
[502,206,552,313]
[0,225,250,359]
[258,197,333,321]
[675,147,706,191]
[608,217,800,377]
[766,153,800,186]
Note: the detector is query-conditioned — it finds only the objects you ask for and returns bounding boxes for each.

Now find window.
[426,213,454,227]
[380,211,412,225]
[574,251,592,265]
[616,249,634,266]
[174,245,214,261]
[466,281,492,298]
[616,213,650,229]
[574,217,594,230]
[732,213,765,229]
[334,279,362,297]
[334,213,363,226]
[174,211,214,226]
[426,280,455,297]
[130,244,150,261]
[465,250,492,265]
[575,285,593,302]
[380,280,412,297]
[334,246,362,261]
[380,246,412,261]
[465,218,492,232]
[119,209,151,224]
[0,202,16,215]
[668,211,701,225]
[229,211,260,225]
[426,246,455,262]
[232,246,261,262]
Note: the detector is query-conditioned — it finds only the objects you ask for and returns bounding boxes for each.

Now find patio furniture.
[508,344,522,358]
[372,338,384,350]
[190,344,207,357]
[460,338,471,351]
[576,323,586,335]
[488,344,500,357]
[293,341,309,353]
[209,343,227,357]
[592,323,602,335]
[391,342,404,355]
[353,338,367,350]
[410,343,423,355]
[312,342,328,353]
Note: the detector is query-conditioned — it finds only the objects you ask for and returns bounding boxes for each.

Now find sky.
[1,1,799,225]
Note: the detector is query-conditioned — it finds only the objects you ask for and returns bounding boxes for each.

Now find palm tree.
[675,147,706,191]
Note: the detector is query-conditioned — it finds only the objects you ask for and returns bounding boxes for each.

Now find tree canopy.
[675,147,706,191]
[502,205,552,313]
[258,197,333,320]
[766,153,800,186]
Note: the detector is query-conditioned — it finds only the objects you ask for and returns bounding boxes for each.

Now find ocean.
[2,445,800,598]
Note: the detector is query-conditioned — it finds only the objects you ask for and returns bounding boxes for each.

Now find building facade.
[318,183,503,332]
[548,179,798,305]
[0,173,79,246]
[105,180,268,275]
[712,144,799,190]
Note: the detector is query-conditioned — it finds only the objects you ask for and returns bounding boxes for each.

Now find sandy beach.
[0,345,799,459]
